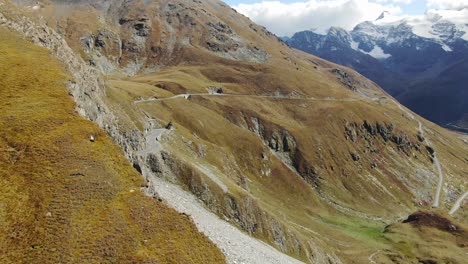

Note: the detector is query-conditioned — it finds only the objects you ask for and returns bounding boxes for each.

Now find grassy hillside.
[8,0,467,262]
[0,27,225,263]
[381,210,468,263]
[109,63,467,262]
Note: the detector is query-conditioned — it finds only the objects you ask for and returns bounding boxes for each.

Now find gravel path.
[134,93,358,103]
[396,102,445,208]
[137,127,304,264]
[449,192,468,215]
[145,171,304,264]
[432,155,444,208]
[138,129,166,155]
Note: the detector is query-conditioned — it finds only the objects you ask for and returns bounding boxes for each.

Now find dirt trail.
[396,102,444,208]
[136,127,305,264]
[192,163,229,193]
[432,156,444,208]
[449,192,468,215]
[134,93,358,103]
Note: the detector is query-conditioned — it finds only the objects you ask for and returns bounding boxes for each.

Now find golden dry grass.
[0,27,225,263]
[381,211,468,263]
[108,60,467,262]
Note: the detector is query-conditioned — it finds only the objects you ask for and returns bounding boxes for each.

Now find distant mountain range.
[285,9,468,131]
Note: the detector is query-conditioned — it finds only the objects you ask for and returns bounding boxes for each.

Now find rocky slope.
[0,23,224,263]
[285,9,468,130]
[2,1,468,263]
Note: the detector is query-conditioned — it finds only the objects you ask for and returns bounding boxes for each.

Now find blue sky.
[222,0,464,36]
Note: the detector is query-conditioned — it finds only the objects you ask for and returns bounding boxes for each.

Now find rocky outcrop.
[237,114,324,190]
[205,19,270,63]
[401,211,462,233]
[292,150,322,188]
[50,0,271,76]
[0,7,145,164]
[344,121,420,154]
[207,86,224,94]
[80,29,122,74]
[331,68,358,92]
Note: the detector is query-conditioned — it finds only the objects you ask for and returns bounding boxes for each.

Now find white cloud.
[374,0,414,4]
[233,0,402,36]
[427,0,468,10]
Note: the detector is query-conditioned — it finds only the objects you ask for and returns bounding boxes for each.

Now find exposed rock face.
[331,68,357,92]
[207,86,224,94]
[0,4,144,165]
[344,121,420,154]
[28,0,271,76]
[235,114,326,190]
[268,130,297,153]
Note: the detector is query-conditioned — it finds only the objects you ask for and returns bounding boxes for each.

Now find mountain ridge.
[285,8,468,129]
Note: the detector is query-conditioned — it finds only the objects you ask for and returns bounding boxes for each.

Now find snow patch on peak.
[363,45,391,59]
[349,37,391,59]
[441,44,453,52]
[462,32,468,41]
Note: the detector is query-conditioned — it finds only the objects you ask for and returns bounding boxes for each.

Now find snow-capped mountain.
[286,8,468,130]
[352,8,468,55]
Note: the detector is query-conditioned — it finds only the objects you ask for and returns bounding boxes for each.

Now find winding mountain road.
[134,92,358,104]
[419,122,444,209]
[396,103,445,208]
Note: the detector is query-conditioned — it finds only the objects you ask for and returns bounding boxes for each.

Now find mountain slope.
[0,24,224,263]
[285,9,468,129]
[398,58,468,132]
[2,1,468,263]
